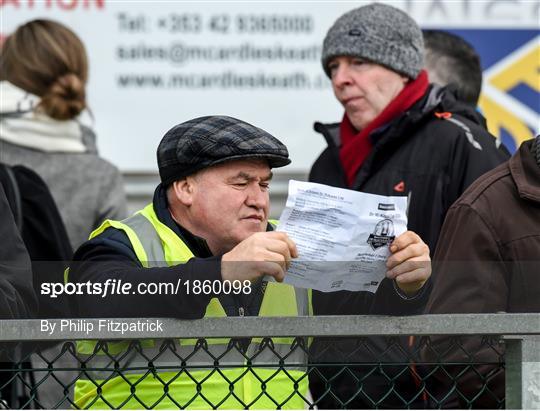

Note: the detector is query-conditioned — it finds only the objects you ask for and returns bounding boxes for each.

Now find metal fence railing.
[0,314,539,409]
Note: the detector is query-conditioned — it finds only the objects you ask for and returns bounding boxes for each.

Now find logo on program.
[367,219,395,250]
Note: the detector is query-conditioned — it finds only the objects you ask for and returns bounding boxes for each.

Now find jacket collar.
[510,139,540,203]
[314,86,433,149]
[314,85,489,150]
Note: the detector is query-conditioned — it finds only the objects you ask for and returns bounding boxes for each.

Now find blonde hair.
[0,19,88,120]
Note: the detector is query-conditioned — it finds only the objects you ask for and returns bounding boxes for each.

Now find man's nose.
[246,185,268,209]
[332,64,352,88]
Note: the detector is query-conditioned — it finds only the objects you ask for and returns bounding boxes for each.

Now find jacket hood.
[424,84,488,129]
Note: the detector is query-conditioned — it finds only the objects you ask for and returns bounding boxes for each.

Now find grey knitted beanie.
[322,3,424,79]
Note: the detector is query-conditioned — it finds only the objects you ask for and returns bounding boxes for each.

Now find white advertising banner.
[2,1,539,171]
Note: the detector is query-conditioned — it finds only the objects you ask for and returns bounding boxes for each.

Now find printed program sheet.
[277,180,408,293]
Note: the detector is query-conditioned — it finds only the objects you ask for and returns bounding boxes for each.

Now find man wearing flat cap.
[70,115,430,409]
[70,116,305,409]
[308,2,509,409]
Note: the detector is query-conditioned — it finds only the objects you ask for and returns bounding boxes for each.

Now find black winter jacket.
[310,86,509,318]
[308,86,509,408]
[0,184,37,320]
[310,86,509,255]
[0,164,73,319]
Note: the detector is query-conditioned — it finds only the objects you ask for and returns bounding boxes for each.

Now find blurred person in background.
[0,183,38,407]
[0,19,127,250]
[423,135,540,408]
[307,3,510,408]
[0,184,37,320]
[423,29,483,107]
[0,19,127,408]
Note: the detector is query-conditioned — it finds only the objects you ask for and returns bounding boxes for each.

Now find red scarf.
[339,70,429,187]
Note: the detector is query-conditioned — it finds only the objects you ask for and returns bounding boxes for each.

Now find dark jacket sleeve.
[71,228,222,319]
[370,277,431,315]
[11,166,73,319]
[422,204,505,406]
[0,185,38,319]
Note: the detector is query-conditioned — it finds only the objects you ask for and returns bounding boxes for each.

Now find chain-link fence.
[1,314,539,409]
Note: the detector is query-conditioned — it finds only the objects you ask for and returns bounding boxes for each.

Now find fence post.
[505,335,540,409]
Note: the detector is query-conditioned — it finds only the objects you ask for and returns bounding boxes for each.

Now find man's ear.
[171,178,195,206]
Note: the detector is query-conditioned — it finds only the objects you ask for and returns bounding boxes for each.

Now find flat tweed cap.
[157,115,291,185]
[322,3,424,79]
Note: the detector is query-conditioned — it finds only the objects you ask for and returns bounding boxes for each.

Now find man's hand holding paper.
[222,231,298,283]
[386,231,431,295]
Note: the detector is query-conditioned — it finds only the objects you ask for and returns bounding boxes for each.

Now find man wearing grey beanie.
[309,2,510,409]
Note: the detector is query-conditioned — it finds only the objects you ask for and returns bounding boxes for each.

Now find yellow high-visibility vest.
[74,203,310,409]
